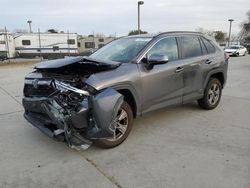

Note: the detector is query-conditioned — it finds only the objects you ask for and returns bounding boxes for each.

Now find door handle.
[205,59,213,64]
[175,67,184,73]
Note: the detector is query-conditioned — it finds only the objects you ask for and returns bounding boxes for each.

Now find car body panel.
[85,63,142,116]
[137,60,183,113]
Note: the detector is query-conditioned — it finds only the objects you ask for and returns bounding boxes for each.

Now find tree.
[214,31,225,42]
[239,10,250,42]
[128,30,148,35]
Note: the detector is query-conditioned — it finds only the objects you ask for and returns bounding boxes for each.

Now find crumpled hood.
[35,56,122,70]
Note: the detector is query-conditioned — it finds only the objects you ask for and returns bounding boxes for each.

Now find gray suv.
[23,31,228,149]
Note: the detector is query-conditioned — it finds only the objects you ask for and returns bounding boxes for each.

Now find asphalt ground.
[0,55,250,188]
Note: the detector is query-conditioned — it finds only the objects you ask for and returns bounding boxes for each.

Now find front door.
[138,37,183,114]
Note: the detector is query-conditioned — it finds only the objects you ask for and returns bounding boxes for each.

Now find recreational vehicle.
[14,32,78,59]
[78,36,114,56]
[0,33,15,60]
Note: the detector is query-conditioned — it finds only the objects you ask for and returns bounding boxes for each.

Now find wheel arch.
[117,89,137,118]
[204,70,225,89]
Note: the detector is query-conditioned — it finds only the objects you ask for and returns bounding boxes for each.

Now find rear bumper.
[226,52,237,56]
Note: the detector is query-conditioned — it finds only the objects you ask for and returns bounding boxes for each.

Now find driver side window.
[147,37,179,61]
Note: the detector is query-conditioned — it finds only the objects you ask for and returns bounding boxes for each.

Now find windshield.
[225,46,239,50]
[90,37,152,63]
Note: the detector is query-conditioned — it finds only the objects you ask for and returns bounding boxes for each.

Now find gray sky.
[1,0,249,36]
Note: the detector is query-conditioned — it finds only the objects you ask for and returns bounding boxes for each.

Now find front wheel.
[96,101,133,148]
[198,78,222,110]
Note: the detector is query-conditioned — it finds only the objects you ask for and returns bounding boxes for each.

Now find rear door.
[179,36,208,102]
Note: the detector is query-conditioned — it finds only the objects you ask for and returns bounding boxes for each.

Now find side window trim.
[176,37,183,59]
[199,37,208,55]
[201,37,216,54]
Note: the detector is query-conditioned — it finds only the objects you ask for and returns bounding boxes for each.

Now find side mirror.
[145,54,169,70]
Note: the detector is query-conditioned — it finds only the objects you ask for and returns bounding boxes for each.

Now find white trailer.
[14,32,78,59]
[0,33,15,60]
[78,36,114,56]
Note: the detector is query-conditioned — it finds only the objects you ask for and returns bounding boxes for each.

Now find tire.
[96,101,133,148]
[236,53,239,57]
[198,78,222,110]
[243,51,246,56]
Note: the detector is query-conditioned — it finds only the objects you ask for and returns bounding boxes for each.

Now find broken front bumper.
[23,81,124,150]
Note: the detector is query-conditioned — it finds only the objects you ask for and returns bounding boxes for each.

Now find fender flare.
[203,68,225,89]
[111,83,141,117]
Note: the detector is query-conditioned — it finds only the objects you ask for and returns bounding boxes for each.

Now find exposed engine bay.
[23,57,123,150]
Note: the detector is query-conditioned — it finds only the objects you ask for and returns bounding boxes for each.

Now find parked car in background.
[23,31,228,150]
[224,45,247,56]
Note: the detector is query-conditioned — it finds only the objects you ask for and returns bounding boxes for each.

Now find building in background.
[78,35,114,56]
[14,32,78,59]
[0,32,15,60]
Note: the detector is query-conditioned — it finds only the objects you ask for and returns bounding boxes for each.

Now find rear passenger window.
[180,36,202,58]
[199,38,208,55]
[147,37,179,61]
[201,38,216,54]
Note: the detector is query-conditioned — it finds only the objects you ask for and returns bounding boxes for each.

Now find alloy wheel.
[207,83,220,105]
[107,108,129,141]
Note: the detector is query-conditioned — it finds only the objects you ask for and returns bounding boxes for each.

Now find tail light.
[225,53,230,60]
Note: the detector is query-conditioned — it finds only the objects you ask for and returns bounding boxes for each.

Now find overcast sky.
[1,0,249,36]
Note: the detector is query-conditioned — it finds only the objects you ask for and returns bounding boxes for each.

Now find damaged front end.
[23,57,123,150]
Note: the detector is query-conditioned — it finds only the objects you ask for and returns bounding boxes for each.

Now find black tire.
[96,101,133,148]
[198,78,222,110]
[236,53,239,57]
[243,51,246,56]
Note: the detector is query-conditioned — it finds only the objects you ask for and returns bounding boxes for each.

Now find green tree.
[128,30,148,35]
[214,31,225,42]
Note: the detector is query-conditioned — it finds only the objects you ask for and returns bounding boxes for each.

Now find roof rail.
[154,31,204,37]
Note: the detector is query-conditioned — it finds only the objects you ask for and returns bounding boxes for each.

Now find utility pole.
[92,31,95,52]
[27,20,32,33]
[4,26,10,63]
[38,28,42,58]
[67,30,70,56]
[228,19,234,46]
[137,1,144,34]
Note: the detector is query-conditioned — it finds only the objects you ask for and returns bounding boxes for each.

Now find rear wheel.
[96,101,133,148]
[198,78,222,110]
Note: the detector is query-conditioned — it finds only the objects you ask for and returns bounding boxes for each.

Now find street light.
[137,1,144,34]
[228,19,234,46]
[27,20,32,33]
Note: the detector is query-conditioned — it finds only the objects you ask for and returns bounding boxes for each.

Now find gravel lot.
[0,55,250,188]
